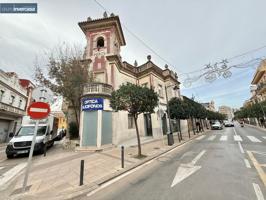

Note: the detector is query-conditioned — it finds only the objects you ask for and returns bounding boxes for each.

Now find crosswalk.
[196,134,265,143]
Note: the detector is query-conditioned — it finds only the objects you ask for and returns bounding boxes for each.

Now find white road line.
[233,127,237,136]
[253,183,265,200]
[0,163,26,189]
[247,136,262,143]
[196,135,206,140]
[244,159,251,168]
[238,142,245,154]
[234,135,243,142]
[190,150,206,165]
[0,167,4,170]
[207,135,216,141]
[262,136,266,140]
[220,135,227,141]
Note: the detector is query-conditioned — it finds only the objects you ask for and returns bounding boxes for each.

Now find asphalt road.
[80,123,266,200]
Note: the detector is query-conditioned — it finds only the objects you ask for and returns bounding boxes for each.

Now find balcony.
[0,102,26,116]
[83,82,113,97]
[256,82,266,95]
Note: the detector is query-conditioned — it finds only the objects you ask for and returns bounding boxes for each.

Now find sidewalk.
[8,131,206,200]
[245,123,266,132]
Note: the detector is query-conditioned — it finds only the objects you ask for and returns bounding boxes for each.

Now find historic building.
[0,70,34,143]
[78,14,180,149]
[201,100,216,112]
[218,105,234,120]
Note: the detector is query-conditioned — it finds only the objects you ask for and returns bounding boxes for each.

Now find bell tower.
[78,13,126,83]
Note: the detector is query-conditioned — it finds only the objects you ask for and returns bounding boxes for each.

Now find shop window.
[97,37,104,48]
[128,114,135,129]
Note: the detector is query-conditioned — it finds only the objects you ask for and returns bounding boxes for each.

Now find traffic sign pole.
[22,119,39,192]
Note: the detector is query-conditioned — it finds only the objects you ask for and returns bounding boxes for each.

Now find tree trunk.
[179,119,182,140]
[191,117,196,135]
[133,115,142,157]
[187,119,191,138]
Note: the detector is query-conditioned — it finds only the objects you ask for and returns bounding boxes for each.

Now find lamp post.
[165,84,180,145]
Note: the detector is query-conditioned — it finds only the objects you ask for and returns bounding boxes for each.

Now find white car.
[211,122,223,130]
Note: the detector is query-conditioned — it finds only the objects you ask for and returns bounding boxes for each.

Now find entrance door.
[144,113,153,136]
[0,120,9,143]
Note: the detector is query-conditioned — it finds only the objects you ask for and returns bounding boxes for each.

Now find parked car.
[211,121,223,130]
[6,115,59,158]
[224,121,234,127]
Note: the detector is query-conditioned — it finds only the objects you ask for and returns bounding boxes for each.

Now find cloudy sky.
[1,0,266,109]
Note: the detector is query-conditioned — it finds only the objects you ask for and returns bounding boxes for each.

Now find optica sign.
[82,98,104,111]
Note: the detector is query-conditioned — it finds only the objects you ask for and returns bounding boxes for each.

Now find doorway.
[144,113,153,136]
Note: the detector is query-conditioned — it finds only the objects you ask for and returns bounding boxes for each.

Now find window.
[0,90,4,101]
[97,37,104,48]
[10,95,15,105]
[142,83,148,88]
[158,84,163,97]
[128,114,135,129]
[18,99,22,108]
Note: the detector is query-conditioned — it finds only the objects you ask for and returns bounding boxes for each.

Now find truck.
[6,115,59,158]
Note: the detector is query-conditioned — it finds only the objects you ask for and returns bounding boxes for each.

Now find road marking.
[196,135,205,140]
[220,135,227,141]
[0,167,4,170]
[234,135,243,142]
[0,163,26,190]
[207,135,216,141]
[253,183,265,200]
[262,136,266,140]
[171,150,206,187]
[247,151,266,187]
[247,136,262,143]
[238,142,245,154]
[233,127,237,136]
[244,159,251,168]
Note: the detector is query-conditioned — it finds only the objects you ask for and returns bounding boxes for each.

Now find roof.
[78,15,126,46]
[105,55,180,84]
[251,60,266,84]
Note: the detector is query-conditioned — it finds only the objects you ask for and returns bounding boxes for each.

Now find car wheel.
[7,154,13,159]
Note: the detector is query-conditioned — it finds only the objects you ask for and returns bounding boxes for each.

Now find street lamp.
[165,84,180,146]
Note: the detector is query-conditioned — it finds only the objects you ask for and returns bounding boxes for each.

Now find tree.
[110,83,159,157]
[35,45,93,128]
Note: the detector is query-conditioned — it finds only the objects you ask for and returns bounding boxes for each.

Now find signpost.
[22,101,50,192]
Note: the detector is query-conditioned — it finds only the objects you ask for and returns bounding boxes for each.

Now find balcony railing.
[257,82,266,94]
[0,102,26,116]
[83,82,113,97]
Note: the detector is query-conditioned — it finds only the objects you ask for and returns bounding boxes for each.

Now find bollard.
[80,160,84,186]
[121,146,124,168]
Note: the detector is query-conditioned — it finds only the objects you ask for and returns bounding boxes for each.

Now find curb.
[11,131,211,200]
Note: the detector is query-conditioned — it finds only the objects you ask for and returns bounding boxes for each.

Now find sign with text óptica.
[82,98,103,111]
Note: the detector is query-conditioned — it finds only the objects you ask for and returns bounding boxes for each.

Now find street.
[79,123,266,200]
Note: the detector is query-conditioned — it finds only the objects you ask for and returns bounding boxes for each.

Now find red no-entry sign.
[27,102,50,119]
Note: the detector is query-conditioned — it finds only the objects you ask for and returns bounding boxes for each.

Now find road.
[80,123,266,200]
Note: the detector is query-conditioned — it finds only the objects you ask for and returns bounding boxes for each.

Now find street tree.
[110,83,159,157]
[34,44,93,129]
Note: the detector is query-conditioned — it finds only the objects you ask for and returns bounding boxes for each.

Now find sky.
[1,0,266,109]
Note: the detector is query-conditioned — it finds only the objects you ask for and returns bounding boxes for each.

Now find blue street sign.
[82,98,104,111]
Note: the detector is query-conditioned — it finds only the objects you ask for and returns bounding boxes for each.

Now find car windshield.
[16,126,47,136]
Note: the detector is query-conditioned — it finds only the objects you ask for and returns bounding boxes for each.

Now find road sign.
[27,102,50,119]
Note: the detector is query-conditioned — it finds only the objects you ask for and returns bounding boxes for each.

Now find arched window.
[97,37,104,48]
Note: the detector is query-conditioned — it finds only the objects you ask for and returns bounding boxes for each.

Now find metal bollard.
[80,160,84,186]
[121,146,124,168]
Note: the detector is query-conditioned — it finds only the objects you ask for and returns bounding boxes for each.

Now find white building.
[0,70,34,143]
[78,14,181,149]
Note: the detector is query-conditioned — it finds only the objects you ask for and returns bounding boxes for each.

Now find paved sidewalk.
[8,131,205,200]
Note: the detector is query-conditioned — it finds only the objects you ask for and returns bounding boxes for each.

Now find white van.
[6,115,59,158]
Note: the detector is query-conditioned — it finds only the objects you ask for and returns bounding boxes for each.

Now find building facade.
[0,70,34,143]
[78,14,181,148]
[201,100,216,112]
[218,105,233,120]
